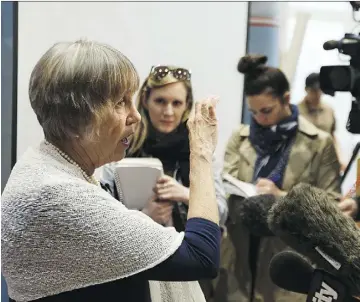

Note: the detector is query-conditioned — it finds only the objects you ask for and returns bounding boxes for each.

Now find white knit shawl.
[1,142,205,302]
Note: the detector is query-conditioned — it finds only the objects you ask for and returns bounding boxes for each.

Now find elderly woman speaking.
[2,40,221,302]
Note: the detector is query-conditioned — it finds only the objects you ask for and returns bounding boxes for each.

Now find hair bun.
[237,54,268,75]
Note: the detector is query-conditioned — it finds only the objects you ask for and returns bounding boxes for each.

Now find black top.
[128,121,191,232]
[16,218,220,302]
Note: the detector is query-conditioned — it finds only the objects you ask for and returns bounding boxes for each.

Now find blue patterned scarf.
[249,104,299,188]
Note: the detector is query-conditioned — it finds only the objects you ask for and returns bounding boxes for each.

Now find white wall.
[17,2,248,170]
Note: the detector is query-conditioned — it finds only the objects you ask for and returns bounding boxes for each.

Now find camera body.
[319,3,360,134]
[320,33,360,97]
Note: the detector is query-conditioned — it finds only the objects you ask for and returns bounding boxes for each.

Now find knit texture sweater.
[1,141,205,302]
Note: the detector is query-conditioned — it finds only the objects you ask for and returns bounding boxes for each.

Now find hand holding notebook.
[113,158,164,210]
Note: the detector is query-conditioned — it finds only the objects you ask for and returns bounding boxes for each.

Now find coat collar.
[236,116,320,189]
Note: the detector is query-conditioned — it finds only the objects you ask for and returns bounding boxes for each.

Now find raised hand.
[187,97,219,160]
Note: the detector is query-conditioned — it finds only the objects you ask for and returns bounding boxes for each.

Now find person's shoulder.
[297,116,334,147]
[298,116,328,138]
[320,100,335,112]
[225,124,250,150]
[41,177,118,216]
[231,124,250,138]
[297,99,307,112]
[2,147,115,213]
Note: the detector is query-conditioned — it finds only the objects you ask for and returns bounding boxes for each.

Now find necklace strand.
[45,141,99,186]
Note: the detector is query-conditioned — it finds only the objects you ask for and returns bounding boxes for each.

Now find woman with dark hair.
[212,55,342,302]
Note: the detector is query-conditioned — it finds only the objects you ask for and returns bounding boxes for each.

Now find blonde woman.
[2,41,221,302]
[101,66,228,231]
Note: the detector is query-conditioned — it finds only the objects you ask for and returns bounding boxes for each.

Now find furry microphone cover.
[231,194,275,237]
[268,183,360,295]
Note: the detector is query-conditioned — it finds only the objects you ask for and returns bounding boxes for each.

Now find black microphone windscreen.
[268,183,360,295]
[269,250,313,294]
[236,194,276,237]
[270,251,360,302]
[323,40,340,50]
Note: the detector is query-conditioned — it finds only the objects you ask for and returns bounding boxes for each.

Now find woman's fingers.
[187,97,219,157]
[208,104,216,120]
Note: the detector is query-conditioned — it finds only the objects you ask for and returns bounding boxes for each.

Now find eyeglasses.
[150,65,191,81]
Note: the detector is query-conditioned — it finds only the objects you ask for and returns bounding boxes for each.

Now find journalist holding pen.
[1,40,221,302]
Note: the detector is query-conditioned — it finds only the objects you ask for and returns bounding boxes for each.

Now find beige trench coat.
[210,116,341,302]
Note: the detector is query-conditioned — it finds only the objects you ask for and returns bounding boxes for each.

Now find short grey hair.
[29,39,139,142]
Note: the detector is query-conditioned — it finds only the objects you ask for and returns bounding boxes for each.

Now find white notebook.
[113,158,163,210]
[222,173,258,198]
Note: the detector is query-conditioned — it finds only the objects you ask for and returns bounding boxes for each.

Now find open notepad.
[113,158,163,210]
[222,173,258,198]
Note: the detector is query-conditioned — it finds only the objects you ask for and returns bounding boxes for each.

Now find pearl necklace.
[45,141,99,186]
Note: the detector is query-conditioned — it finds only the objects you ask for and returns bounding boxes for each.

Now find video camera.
[319,1,360,134]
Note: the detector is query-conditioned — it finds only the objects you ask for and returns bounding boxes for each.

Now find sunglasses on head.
[150,65,191,81]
